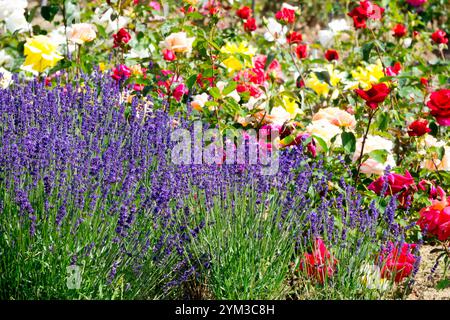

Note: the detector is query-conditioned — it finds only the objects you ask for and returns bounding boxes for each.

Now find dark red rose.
[243,17,257,32]
[426,89,450,126]
[295,44,307,59]
[431,29,448,44]
[236,6,252,19]
[324,49,339,61]
[113,28,131,48]
[392,23,407,38]
[354,83,390,109]
[275,8,295,24]
[286,31,303,44]
[408,119,431,137]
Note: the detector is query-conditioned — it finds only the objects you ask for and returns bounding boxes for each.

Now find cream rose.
[163,32,195,54]
[306,119,342,149]
[69,23,97,44]
[312,107,356,130]
[352,135,396,176]
[190,93,209,111]
[420,135,450,171]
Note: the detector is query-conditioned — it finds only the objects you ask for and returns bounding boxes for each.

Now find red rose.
[236,6,252,19]
[380,242,417,283]
[417,187,450,241]
[431,29,448,44]
[299,238,337,284]
[426,89,450,126]
[113,28,131,48]
[286,31,303,44]
[324,49,339,61]
[347,1,385,29]
[275,8,295,24]
[385,62,401,76]
[392,23,407,38]
[295,44,307,59]
[243,17,257,32]
[162,49,176,61]
[420,77,428,86]
[354,83,390,109]
[408,119,431,137]
[111,64,131,81]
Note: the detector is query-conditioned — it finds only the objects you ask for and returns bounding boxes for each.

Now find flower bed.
[0,0,449,300]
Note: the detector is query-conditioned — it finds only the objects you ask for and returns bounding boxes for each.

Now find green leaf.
[341,132,356,153]
[222,81,237,96]
[41,5,59,22]
[312,135,328,153]
[368,149,388,163]
[362,42,374,61]
[436,279,450,290]
[186,74,197,90]
[377,112,390,131]
[209,87,221,99]
[314,71,331,86]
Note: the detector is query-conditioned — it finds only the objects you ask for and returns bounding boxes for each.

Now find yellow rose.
[162,32,195,53]
[351,59,384,90]
[69,23,97,45]
[306,119,342,149]
[222,56,244,74]
[305,74,330,97]
[23,35,63,73]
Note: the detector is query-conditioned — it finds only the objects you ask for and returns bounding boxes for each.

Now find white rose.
[0,67,13,89]
[4,10,28,33]
[328,19,350,33]
[0,0,27,20]
[263,18,287,45]
[318,30,335,48]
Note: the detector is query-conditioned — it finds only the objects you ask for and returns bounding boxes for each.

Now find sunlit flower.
[312,107,356,129]
[23,35,63,73]
[351,60,385,90]
[306,119,342,150]
[221,42,256,58]
[69,23,97,45]
[263,18,288,45]
[191,93,209,111]
[162,32,195,54]
[0,67,13,89]
[352,135,396,176]
[305,74,330,97]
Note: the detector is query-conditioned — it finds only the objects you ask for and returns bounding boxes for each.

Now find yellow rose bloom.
[305,74,330,97]
[184,0,199,5]
[282,96,300,116]
[23,35,63,73]
[351,59,384,90]
[220,42,256,73]
[222,56,244,74]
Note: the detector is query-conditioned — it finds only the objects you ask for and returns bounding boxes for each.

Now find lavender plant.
[0,73,419,300]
